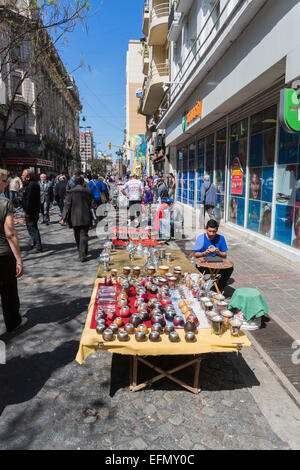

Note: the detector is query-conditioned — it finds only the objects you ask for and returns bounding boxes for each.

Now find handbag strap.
[91,180,102,197]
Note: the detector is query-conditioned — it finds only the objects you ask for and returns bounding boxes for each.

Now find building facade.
[156,0,300,261]
[0,0,82,175]
[80,130,94,173]
[125,39,147,175]
[140,0,170,175]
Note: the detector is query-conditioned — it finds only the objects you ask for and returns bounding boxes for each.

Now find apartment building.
[80,130,94,173]
[0,0,81,174]
[140,0,170,175]
[125,39,147,175]
[156,0,300,261]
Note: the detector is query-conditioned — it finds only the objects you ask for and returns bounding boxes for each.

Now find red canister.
[119,306,131,318]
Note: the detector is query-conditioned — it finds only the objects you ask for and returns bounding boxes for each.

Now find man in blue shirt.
[193,219,233,293]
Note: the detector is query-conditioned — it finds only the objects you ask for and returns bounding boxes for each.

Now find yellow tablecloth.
[96,248,200,278]
[75,278,251,365]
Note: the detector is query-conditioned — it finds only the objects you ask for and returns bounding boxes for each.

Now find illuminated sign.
[182,100,203,131]
[279,88,300,133]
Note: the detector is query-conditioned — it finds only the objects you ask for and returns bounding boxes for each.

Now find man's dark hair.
[206,219,219,230]
[73,169,82,177]
[74,176,84,186]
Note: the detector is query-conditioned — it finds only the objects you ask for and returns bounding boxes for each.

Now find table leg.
[130,356,202,394]
[132,356,138,391]
[210,268,221,294]
[193,357,201,392]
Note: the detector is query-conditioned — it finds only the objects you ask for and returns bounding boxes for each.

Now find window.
[14,110,26,135]
[274,127,300,248]
[12,73,22,96]
[247,106,276,237]
[11,44,21,62]
[228,118,248,227]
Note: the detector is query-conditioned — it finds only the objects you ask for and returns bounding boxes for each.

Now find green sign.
[182,112,187,132]
[280,88,300,133]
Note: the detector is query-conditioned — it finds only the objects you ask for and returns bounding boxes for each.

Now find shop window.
[182,147,188,205]
[176,150,183,202]
[247,106,276,237]
[274,127,300,249]
[188,143,195,207]
[205,134,214,176]
[228,118,248,228]
[196,138,205,209]
[215,128,226,219]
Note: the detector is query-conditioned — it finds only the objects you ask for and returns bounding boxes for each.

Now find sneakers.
[12,317,28,332]
[29,247,43,254]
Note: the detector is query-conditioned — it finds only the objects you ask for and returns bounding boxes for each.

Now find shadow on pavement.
[0,297,90,341]
[0,341,77,417]
[109,352,260,396]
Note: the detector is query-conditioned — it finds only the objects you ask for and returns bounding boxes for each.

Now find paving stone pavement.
[0,208,294,450]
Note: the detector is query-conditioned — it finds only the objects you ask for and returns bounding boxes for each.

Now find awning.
[5,150,54,168]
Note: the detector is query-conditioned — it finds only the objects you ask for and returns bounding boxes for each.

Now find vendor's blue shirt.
[194,233,228,256]
[88,180,106,201]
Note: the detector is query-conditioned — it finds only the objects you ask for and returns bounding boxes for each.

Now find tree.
[0,0,94,169]
[90,159,107,176]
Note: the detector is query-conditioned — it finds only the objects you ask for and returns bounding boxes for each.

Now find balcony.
[142,1,150,36]
[175,0,193,15]
[142,45,150,75]
[149,2,169,46]
[141,62,169,115]
[168,3,182,42]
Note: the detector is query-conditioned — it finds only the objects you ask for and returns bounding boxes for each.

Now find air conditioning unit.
[155,134,164,149]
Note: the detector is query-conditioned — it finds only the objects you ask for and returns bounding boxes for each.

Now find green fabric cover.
[228,288,269,321]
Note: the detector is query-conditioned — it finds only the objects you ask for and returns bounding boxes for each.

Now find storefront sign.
[36,159,54,168]
[182,100,203,131]
[280,88,300,133]
[231,157,243,195]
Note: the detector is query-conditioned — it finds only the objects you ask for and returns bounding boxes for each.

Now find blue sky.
[56,0,144,162]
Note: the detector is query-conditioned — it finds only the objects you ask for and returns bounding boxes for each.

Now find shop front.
[175,93,300,256]
[6,152,55,175]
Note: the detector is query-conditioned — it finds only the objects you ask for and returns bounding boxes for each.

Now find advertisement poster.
[231,157,244,195]
[130,134,147,174]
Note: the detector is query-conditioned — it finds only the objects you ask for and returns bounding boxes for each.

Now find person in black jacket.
[60,176,95,262]
[54,176,67,217]
[21,169,42,253]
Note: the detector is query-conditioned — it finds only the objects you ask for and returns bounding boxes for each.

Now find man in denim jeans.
[8,172,22,207]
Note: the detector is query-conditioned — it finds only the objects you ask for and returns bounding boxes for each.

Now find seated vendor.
[192,219,233,293]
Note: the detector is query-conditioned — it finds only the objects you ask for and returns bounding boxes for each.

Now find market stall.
[76,242,251,393]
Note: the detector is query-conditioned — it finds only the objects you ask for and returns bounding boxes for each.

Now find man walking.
[0,169,26,332]
[121,173,144,228]
[54,175,67,217]
[157,178,169,204]
[7,172,22,208]
[199,174,217,230]
[39,173,53,225]
[61,176,95,263]
[21,169,42,253]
